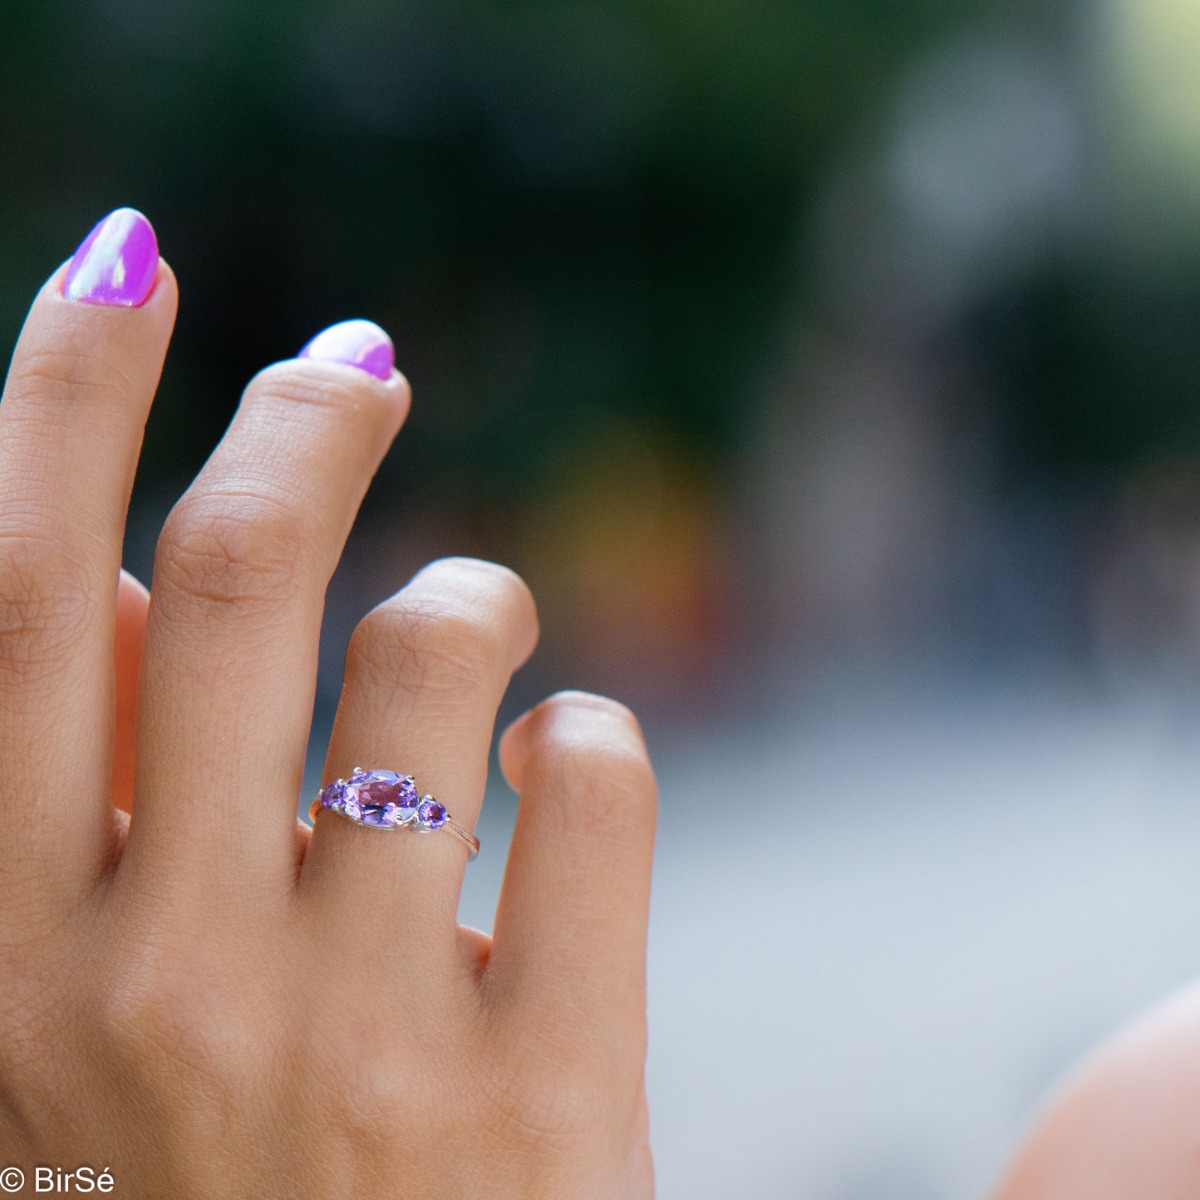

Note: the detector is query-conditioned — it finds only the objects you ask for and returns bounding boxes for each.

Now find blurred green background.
[6,0,1200,733]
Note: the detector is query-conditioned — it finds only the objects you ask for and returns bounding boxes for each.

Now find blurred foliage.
[977,267,1200,480]
[1,0,983,494]
[8,0,1200,706]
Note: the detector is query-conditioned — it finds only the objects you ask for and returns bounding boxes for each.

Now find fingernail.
[299,319,394,380]
[63,207,159,307]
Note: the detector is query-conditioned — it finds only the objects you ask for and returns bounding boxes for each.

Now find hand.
[995,980,1200,1198]
[0,209,657,1199]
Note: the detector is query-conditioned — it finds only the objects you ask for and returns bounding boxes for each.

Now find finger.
[488,692,657,1060]
[113,568,150,815]
[0,208,175,899]
[299,557,537,975]
[121,321,409,902]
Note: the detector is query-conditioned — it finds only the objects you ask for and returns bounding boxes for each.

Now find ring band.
[309,767,479,861]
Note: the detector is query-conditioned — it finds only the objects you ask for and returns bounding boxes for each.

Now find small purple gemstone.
[320,780,347,810]
[417,798,447,829]
[395,775,419,811]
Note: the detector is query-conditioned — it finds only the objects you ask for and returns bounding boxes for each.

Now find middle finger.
[119,321,408,902]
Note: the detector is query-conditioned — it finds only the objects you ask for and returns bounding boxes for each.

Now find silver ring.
[309,767,479,861]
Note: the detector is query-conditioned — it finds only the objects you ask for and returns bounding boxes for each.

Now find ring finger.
[298,557,537,981]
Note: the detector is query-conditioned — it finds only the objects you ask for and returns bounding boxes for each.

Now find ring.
[308,767,480,861]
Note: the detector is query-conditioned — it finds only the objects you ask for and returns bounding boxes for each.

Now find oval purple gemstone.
[417,798,447,829]
[348,769,419,825]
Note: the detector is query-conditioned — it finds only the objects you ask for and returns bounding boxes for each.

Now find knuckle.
[486,1052,607,1148]
[10,343,138,411]
[522,695,657,836]
[425,557,537,636]
[94,944,273,1100]
[553,748,658,840]
[156,490,308,614]
[243,361,397,436]
[91,972,162,1060]
[542,689,641,730]
[0,955,69,1082]
[311,1028,474,1154]
[324,1048,438,1131]
[347,592,510,695]
[0,531,93,677]
[417,556,533,603]
[247,359,362,405]
[93,940,195,1056]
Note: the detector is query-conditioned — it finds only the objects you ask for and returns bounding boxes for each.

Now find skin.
[113,569,148,815]
[995,981,1200,1199]
[0,258,656,1197]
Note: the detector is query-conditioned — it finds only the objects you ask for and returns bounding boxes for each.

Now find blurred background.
[6,0,1200,1195]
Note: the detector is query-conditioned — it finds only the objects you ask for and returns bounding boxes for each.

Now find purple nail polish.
[299,319,394,380]
[63,208,159,307]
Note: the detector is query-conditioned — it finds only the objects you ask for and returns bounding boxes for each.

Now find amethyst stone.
[320,780,347,810]
[387,801,416,827]
[417,798,448,829]
[346,768,419,827]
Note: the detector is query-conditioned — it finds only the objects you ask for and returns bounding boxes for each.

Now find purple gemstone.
[417,798,447,829]
[354,769,399,804]
[346,769,419,826]
[395,775,419,811]
[342,791,363,821]
[320,780,347,810]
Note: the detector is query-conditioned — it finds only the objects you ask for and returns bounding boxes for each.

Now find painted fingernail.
[299,319,394,380]
[63,207,159,307]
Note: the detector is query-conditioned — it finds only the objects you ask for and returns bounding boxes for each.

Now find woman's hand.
[995,980,1200,1199]
[0,209,657,1198]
